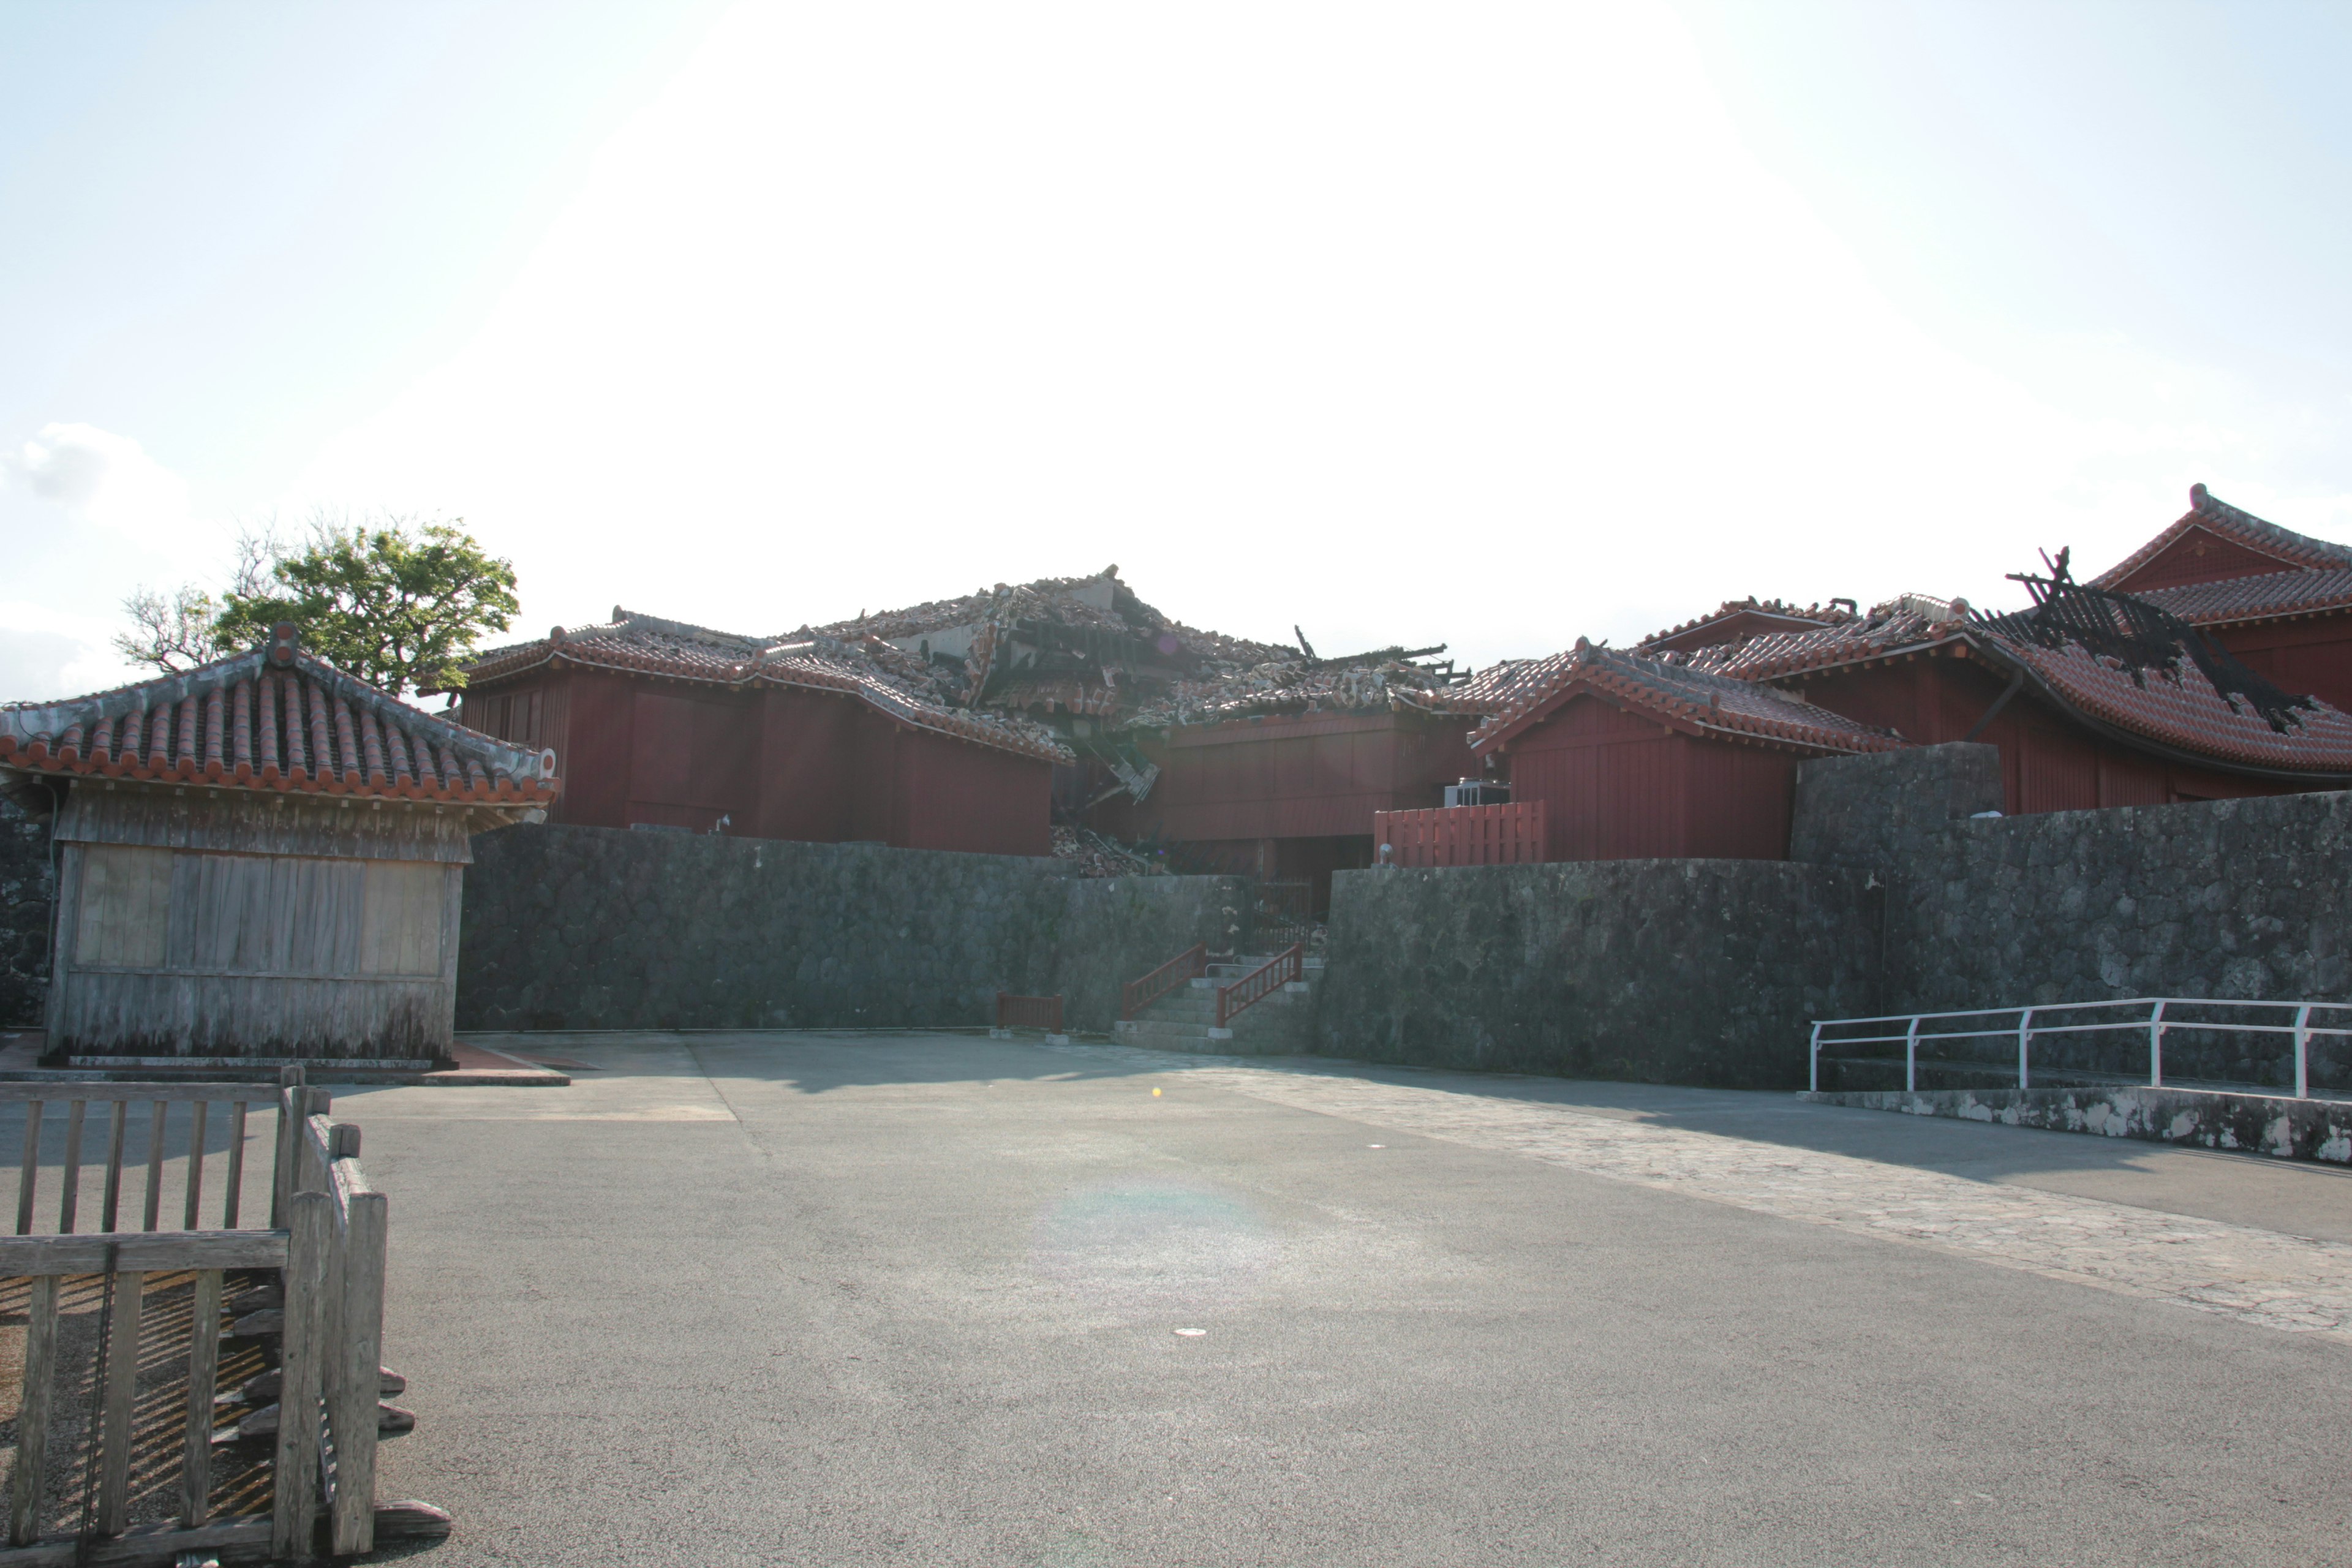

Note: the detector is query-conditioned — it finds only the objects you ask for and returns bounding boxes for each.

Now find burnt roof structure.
[1672,588,2352,781]
[454,568,1468,757]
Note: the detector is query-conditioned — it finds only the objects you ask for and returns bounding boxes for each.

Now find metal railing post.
[2017,1007,2034,1090]
[1808,1022,1821,1093]
[1904,1016,1920,1093]
[2294,1003,2313,1099]
[2148,999,2166,1088]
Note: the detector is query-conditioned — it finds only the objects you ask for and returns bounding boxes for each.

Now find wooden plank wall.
[45,791,469,1059]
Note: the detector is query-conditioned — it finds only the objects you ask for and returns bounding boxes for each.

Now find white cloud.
[0,601,148,704]
[8,423,194,545]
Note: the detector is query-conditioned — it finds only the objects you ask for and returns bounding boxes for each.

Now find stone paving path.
[1058,1045,2352,1342]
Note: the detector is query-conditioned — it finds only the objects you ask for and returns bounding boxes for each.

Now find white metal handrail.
[1807,997,2352,1098]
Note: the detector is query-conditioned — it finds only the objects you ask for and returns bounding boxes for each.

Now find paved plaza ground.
[335,1032,2352,1567]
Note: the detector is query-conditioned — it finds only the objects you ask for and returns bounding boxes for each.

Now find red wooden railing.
[1121,943,1207,1020]
[1216,944,1303,1028]
[1373,801,1547,869]
[996,992,1064,1032]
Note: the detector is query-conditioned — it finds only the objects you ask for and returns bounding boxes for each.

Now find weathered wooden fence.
[0,1071,437,1565]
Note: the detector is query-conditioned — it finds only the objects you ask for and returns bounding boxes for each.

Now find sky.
[6,0,2351,701]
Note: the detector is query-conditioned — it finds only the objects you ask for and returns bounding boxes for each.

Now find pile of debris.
[1124,648,1466,729]
[1050,824,1167,878]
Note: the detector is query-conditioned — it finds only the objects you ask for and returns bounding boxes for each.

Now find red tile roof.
[456,609,1074,764]
[1992,632,2352,774]
[1681,595,2352,778]
[2090,484,2352,590]
[2127,565,2352,628]
[1453,641,1909,758]
[0,633,559,807]
[1639,597,1857,655]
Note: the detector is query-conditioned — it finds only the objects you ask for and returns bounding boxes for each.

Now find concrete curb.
[1802,1084,2352,1163]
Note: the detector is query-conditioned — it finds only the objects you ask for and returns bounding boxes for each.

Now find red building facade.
[1434,486,2352,864]
[448,611,1067,857]
[1453,643,1905,861]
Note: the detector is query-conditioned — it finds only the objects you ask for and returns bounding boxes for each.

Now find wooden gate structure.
[0,1070,439,1565]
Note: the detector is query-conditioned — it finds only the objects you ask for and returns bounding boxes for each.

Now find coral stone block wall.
[456,824,1235,1035]
[1880,790,2352,1015]
[1314,859,1882,1088]
[0,797,51,1028]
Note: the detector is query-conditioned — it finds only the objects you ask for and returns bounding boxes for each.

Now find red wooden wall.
[463,671,1051,855]
[1500,697,1797,861]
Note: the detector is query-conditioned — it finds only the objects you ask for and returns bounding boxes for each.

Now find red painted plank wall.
[1496,696,1798,862]
[462,670,1050,853]
[1373,802,1547,867]
[891,724,1053,856]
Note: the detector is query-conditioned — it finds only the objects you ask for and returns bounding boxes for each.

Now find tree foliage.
[113,584,231,673]
[116,512,520,696]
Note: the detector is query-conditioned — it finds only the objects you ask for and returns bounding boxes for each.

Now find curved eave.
[0,744,562,807]
[1959,641,2352,786]
[2172,599,2352,631]
[748,665,1074,766]
[1468,669,1904,761]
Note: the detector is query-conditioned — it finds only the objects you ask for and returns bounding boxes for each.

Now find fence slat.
[100,1101,126,1234]
[15,1099,41,1237]
[273,1191,331,1563]
[181,1101,209,1233]
[141,1101,166,1233]
[57,1102,85,1236]
[224,1102,247,1230]
[181,1268,224,1528]
[96,1271,146,1536]
[9,1275,59,1545]
[330,1166,386,1555]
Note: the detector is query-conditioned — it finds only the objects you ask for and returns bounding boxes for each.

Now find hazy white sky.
[6,1,2351,699]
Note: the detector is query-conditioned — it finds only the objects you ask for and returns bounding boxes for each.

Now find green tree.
[118,512,520,696]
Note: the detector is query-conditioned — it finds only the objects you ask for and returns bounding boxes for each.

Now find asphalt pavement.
[330,1032,2352,1567]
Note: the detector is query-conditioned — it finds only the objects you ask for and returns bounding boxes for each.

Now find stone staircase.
[1113,959,1322,1055]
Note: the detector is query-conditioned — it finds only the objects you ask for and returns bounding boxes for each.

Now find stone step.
[1143,1001,1326,1025]
[1117,1016,1314,1046]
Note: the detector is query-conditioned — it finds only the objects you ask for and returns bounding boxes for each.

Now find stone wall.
[1880,790,2352,1014]
[1314,859,1880,1088]
[0,797,52,1028]
[1790,742,2004,869]
[456,824,1231,1034]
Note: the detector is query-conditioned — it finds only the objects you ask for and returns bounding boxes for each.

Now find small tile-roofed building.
[0,624,557,1064]
[1441,642,1904,861]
